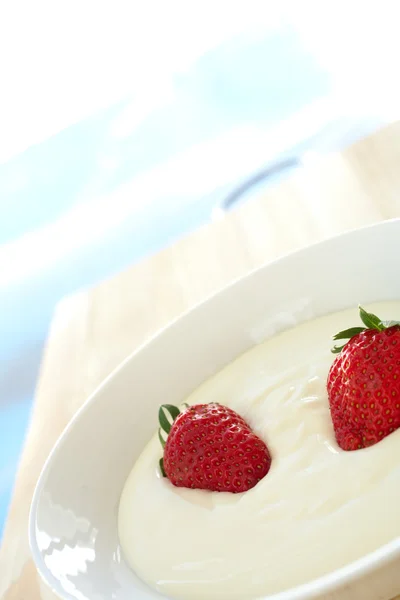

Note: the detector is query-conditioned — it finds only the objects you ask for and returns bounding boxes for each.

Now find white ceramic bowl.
[30,219,400,600]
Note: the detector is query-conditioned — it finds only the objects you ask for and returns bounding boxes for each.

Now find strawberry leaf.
[333,327,365,341]
[158,404,181,477]
[358,306,385,331]
[381,320,400,328]
[159,458,166,477]
[330,305,400,354]
[158,428,166,449]
[331,344,347,354]
[158,404,180,435]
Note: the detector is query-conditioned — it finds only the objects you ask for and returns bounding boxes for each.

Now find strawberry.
[327,305,400,450]
[158,402,271,493]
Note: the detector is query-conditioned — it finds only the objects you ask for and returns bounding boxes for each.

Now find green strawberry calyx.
[158,403,188,476]
[331,305,400,354]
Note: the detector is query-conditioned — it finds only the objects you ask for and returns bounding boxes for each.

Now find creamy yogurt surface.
[118,302,400,600]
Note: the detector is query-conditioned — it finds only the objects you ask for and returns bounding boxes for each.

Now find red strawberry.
[158,402,271,493]
[327,305,400,450]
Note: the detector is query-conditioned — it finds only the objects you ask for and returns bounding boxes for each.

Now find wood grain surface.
[1,122,400,599]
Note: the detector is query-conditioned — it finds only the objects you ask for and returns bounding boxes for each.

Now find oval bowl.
[30,218,400,600]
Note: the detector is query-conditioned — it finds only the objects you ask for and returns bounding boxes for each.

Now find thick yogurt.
[118,302,400,600]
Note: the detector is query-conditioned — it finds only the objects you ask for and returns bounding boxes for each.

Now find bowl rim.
[29,217,400,600]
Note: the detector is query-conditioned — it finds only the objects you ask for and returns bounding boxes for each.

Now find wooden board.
[2,122,400,599]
